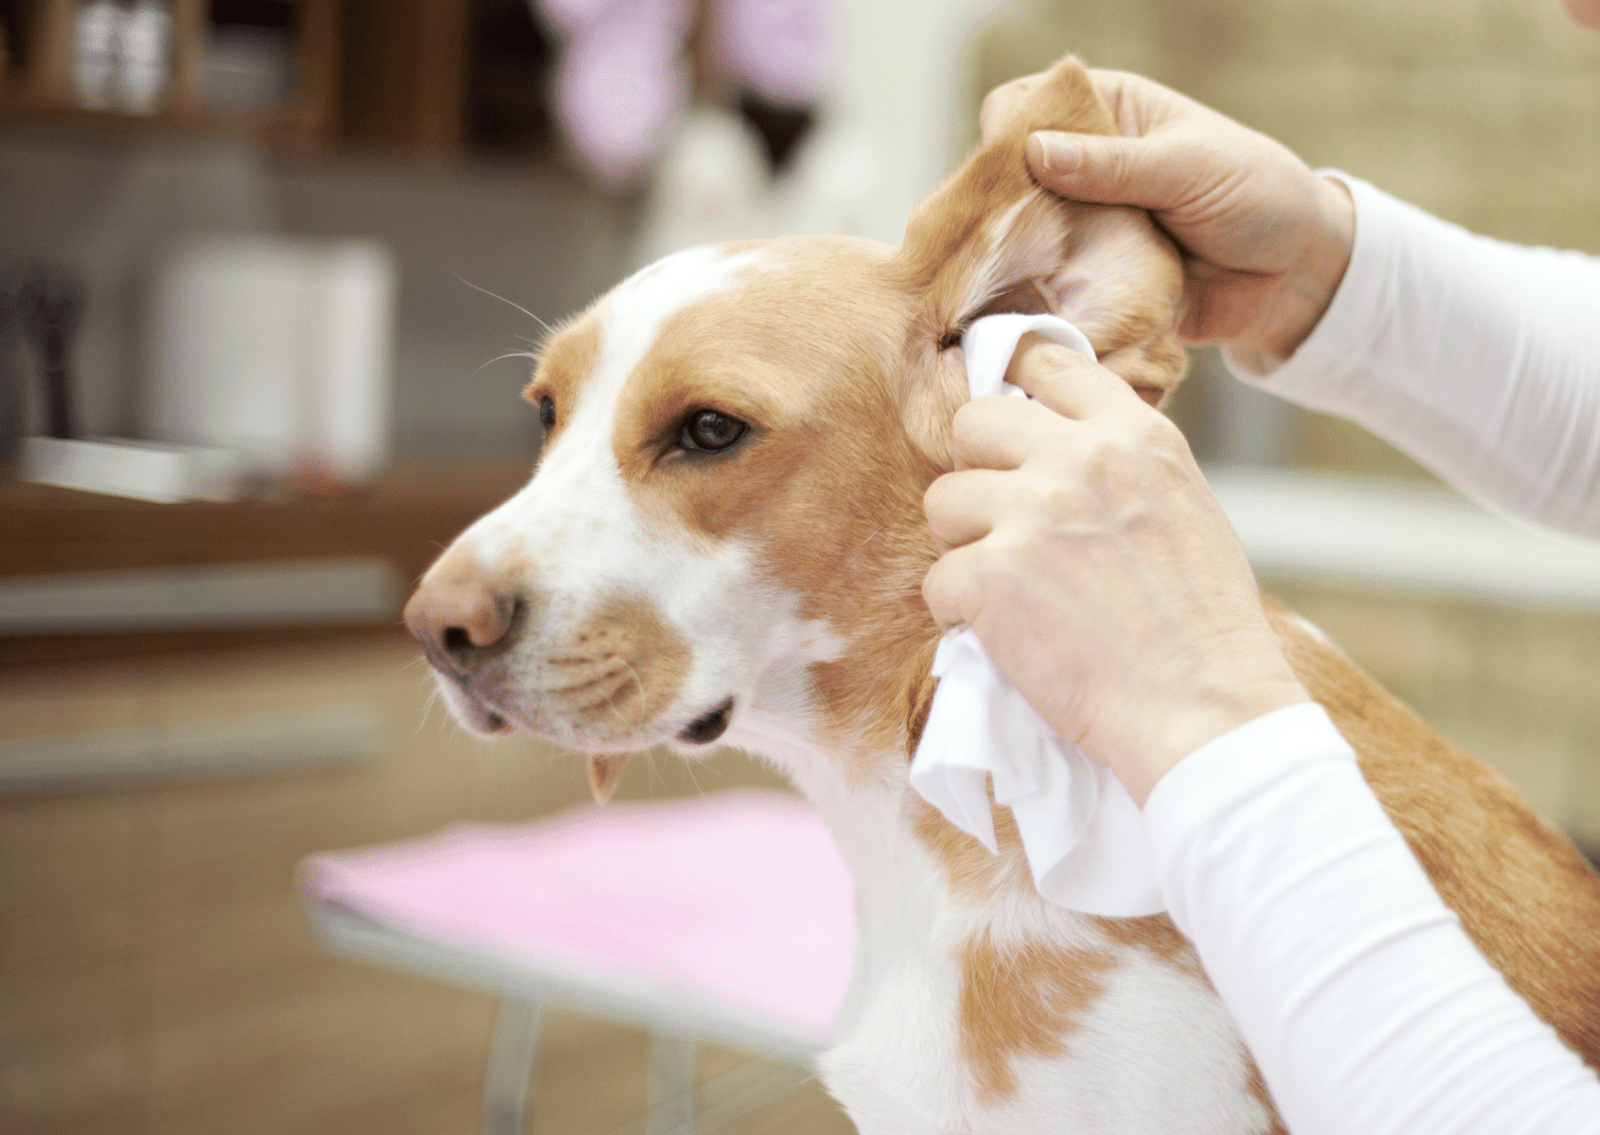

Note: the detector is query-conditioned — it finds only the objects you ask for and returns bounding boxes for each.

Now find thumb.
[1027,131,1190,214]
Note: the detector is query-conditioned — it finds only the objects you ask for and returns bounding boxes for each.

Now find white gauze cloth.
[909,313,1165,917]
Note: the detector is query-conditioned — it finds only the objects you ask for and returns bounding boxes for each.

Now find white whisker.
[456,274,552,334]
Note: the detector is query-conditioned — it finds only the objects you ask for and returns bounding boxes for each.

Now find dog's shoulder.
[1264,596,1600,1069]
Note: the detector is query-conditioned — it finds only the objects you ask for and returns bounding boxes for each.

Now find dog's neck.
[728,694,950,986]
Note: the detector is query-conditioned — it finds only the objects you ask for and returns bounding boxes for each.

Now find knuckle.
[1079,429,1122,471]
[1135,409,1185,451]
[1017,471,1075,524]
[971,542,1012,589]
[1140,416,1195,472]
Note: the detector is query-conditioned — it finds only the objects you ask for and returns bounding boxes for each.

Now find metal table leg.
[647,1033,697,1135]
[484,997,542,1135]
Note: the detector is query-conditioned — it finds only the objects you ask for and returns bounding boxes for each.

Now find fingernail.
[1029,133,1080,175]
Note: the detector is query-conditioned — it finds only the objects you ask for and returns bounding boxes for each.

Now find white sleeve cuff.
[1216,172,1600,537]
[1221,171,1390,392]
[1143,702,1600,1135]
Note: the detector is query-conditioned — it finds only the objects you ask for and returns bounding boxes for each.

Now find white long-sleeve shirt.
[1146,177,1600,1133]
[1146,705,1600,1135]
[1227,173,1600,539]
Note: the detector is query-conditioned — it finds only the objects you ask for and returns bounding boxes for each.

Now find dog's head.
[405,58,1184,800]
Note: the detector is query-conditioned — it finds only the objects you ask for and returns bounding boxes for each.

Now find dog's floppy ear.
[587,754,628,805]
[894,56,1186,468]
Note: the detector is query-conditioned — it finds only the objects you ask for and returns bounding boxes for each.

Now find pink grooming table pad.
[302,790,854,1038]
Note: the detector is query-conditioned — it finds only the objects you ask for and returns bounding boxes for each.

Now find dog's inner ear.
[893,55,1187,467]
[936,279,1053,350]
[975,279,1052,320]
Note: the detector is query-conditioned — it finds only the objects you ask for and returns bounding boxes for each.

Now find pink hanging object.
[558,32,689,185]
[534,0,830,183]
[541,0,693,39]
[539,0,616,36]
[716,0,831,105]
[540,0,695,185]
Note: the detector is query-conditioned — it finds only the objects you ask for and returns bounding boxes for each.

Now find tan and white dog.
[405,57,1600,1134]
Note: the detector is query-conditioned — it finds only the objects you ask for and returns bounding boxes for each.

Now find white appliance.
[145,235,397,486]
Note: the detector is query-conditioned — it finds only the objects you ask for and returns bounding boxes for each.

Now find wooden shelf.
[0,459,531,669]
[0,0,379,149]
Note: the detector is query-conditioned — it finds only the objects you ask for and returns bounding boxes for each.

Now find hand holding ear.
[980,67,1354,363]
[921,336,1309,804]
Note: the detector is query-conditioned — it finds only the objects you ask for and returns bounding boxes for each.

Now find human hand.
[1563,0,1600,33]
[921,336,1310,804]
[980,67,1354,363]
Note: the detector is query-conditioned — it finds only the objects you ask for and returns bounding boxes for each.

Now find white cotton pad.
[908,312,1165,917]
[959,311,1097,398]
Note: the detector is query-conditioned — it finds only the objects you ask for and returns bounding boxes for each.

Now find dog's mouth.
[677,697,735,745]
[443,682,518,738]
[446,674,734,751]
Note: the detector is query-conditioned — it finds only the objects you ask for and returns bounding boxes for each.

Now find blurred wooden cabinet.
[0,0,483,152]
[1,0,339,141]
[339,0,469,154]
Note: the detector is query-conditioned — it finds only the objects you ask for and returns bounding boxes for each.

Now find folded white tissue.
[908,313,1165,918]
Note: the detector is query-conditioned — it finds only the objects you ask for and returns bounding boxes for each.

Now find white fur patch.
[434,244,843,751]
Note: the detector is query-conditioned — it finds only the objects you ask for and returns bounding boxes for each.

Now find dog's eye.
[679,409,747,453]
[538,395,556,432]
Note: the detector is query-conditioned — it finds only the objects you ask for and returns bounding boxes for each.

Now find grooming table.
[300,790,855,1135]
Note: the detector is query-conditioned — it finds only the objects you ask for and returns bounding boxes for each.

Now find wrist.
[1118,667,1311,807]
[1249,175,1355,362]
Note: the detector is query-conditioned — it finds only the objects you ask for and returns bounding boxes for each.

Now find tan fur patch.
[546,592,691,745]
[1243,1054,1289,1135]
[903,650,940,755]
[958,931,1120,1102]
[1266,597,1600,1070]
[911,794,1033,901]
[1089,914,1208,984]
[523,314,602,445]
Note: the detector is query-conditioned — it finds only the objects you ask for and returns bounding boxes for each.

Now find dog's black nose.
[404,581,516,676]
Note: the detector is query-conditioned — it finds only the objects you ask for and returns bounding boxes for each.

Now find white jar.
[74,0,124,110]
[119,0,174,115]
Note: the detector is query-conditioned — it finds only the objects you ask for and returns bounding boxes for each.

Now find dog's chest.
[762,746,1279,1134]
[818,925,1277,1135]
[797,796,1278,1134]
